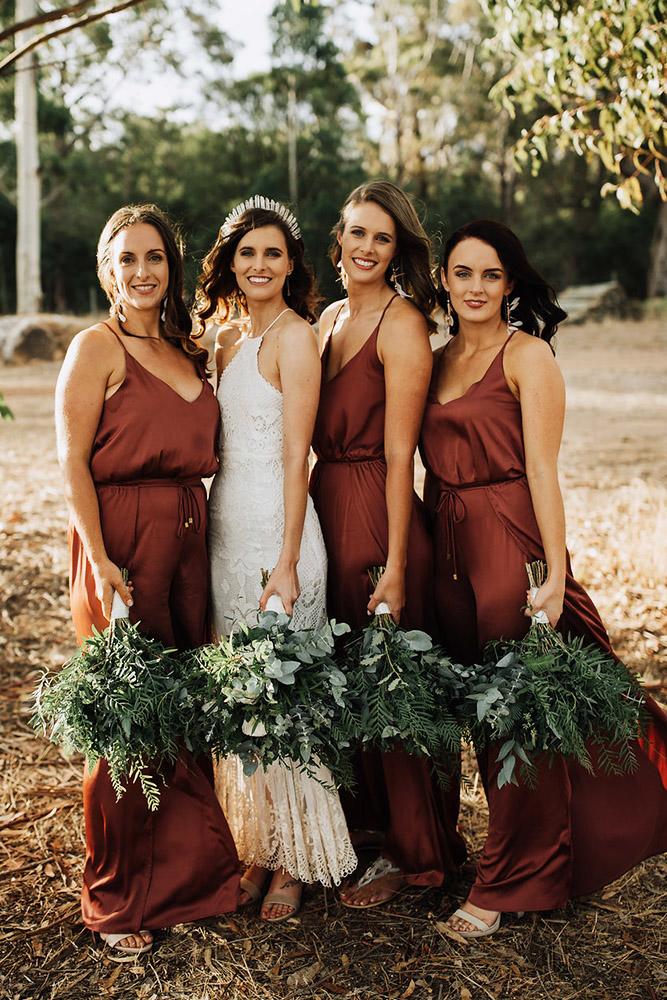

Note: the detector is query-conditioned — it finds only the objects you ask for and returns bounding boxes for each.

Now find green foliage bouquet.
[461,562,645,788]
[187,605,354,787]
[341,568,464,763]
[33,583,192,810]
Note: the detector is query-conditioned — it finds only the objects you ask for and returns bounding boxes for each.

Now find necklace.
[118,320,160,341]
[248,307,292,341]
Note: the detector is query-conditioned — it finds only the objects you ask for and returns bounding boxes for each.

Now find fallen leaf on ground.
[287,959,322,987]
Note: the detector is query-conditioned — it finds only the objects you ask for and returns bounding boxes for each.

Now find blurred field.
[0,317,665,1000]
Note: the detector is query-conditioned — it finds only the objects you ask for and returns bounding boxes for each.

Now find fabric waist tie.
[315,456,384,465]
[96,478,204,536]
[435,475,527,580]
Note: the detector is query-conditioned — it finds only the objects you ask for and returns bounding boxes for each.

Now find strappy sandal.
[99,930,153,956]
[261,880,303,923]
[239,871,270,908]
[340,856,405,910]
[447,907,525,940]
[448,909,501,939]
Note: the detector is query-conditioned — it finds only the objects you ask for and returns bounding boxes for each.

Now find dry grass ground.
[0,318,665,1000]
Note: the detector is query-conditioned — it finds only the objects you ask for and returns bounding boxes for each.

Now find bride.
[195,196,357,921]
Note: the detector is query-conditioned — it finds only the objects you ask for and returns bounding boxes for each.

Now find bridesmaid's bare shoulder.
[61,322,123,378]
[317,299,346,350]
[378,296,431,367]
[504,331,563,395]
[505,330,560,371]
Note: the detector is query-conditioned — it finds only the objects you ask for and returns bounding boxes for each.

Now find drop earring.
[336,258,348,290]
[390,259,411,299]
[506,294,522,332]
[115,296,127,324]
[286,273,291,298]
[443,292,454,330]
[160,297,167,323]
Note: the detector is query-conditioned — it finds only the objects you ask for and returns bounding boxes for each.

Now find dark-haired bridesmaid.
[420,219,667,938]
[310,181,466,908]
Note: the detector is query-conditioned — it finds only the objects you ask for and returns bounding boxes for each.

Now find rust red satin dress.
[420,333,667,911]
[309,298,466,886]
[69,329,239,933]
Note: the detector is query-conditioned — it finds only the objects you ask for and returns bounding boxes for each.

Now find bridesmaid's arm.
[506,334,567,626]
[55,328,133,620]
[372,305,433,623]
[259,319,322,615]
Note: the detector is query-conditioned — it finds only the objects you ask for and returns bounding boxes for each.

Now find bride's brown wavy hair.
[97,203,207,363]
[330,180,437,333]
[195,206,320,334]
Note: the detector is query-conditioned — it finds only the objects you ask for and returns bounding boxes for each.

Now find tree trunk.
[647,201,667,298]
[15,0,42,314]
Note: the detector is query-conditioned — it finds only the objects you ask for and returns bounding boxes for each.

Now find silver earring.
[443,292,454,330]
[115,297,127,323]
[161,297,167,323]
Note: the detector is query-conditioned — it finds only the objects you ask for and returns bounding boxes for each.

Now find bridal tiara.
[220,195,302,242]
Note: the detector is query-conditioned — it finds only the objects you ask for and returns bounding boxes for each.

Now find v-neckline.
[126,351,205,405]
[431,332,515,407]
[323,325,379,385]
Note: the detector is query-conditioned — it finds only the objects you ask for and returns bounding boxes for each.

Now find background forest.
[0,0,663,316]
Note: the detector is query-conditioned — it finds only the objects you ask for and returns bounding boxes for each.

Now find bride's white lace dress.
[208,332,357,886]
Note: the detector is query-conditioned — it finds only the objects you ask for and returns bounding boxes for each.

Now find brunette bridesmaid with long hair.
[420,219,667,938]
[55,204,239,955]
[310,180,466,908]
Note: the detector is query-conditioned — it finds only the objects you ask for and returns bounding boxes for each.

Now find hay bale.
[0,314,93,364]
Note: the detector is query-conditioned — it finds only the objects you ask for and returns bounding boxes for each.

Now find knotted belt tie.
[436,487,466,581]
[96,478,204,537]
[435,475,527,580]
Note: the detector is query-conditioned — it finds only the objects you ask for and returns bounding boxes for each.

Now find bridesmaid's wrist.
[383,560,406,578]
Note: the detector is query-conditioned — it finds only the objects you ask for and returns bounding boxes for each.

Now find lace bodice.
[215,335,283,482]
[209,333,328,634]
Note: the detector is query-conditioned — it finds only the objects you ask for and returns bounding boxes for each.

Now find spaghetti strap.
[499,328,518,355]
[101,321,127,351]
[376,293,399,330]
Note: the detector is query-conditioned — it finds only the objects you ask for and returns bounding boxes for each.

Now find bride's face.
[231,225,293,304]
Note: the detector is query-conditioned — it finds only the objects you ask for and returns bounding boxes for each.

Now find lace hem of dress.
[215,755,358,886]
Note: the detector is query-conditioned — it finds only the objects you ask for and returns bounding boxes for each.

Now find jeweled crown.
[220,195,302,242]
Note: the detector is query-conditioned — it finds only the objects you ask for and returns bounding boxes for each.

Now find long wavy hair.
[195,206,320,334]
[330,180,437,333]
[439,220,567,346]
[96,203,207,363]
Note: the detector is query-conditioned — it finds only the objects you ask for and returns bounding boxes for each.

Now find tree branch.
[0,2,98,44]
[0,0,151,76]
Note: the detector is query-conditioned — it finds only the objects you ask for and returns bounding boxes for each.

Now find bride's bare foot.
[239,864,270,906]
[447,900,499,934]
[260,868,302,922]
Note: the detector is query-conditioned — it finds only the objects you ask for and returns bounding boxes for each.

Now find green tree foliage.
[484,0,667,211]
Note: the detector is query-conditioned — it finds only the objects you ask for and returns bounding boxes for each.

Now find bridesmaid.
[55,204,239,955]
[420,219,667,938]
[310,180,466,908]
